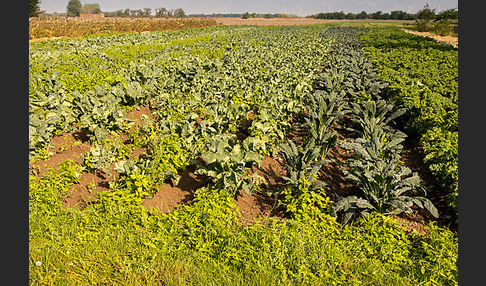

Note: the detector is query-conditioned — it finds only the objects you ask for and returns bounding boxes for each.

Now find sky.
[40,0,459,16]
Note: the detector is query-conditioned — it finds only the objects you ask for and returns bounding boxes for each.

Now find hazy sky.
[40,0,458,16]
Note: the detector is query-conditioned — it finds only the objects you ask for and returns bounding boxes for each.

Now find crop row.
[359,28,458,212]
[278,27,439,224]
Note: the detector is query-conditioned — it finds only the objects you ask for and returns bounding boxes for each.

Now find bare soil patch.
[319,143,359,200]
[249,156,288,192]
[142,165,209,213]
[63,172,107,209]
[235,189,286,226]
[126,105,153,127]
[29,132,91,177]
[403,29,458,48]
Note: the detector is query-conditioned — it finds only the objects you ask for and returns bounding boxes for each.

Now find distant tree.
[345,12,355,19]
[106,9,124,17]
[29,0,41,17]
[390,10,407,20]
[416,3,436,31]
[357,11,368,19]
[251,13,257,18]
[129,9,138,16]
[143,8,151,16]
[66,0,82,17]
[435,7,458,21]
[123,8,130,16]
[434,7,458,35]
[242,12,250,19]
[334,11,346,19]
[174,8,186,17]
[381,12,390,19]
[155,7,167,17]
[167,9,174,17]
[82,3,101,14]
[371,11,382,19]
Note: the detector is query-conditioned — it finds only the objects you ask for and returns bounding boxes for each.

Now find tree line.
[308,6,457,22]
[65,0,186,18]
[104,8,186,18]
[309,10,416,20]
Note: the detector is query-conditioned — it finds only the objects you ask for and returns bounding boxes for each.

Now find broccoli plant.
[194,134,265,195]
[72,85,133,144]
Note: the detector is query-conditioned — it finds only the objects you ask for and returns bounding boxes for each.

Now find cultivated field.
[29,22,458,285]
[29,16,218,40]
[215,17,344,26]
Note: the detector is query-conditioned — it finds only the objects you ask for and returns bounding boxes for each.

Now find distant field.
[29,16,419,41]
[215,17,415,27]
[29,16,218,40]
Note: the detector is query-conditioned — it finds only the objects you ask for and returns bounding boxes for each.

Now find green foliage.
[420,127,458,209]
[360,27,458,214]
[304,90,344,160]
[144,133,190,187]
[29,25,457,286]
[66,0,82,17]
[279,139,327,190]
[30,177,457,285]
[73,85,133,144]
[348,99,407,143]
[29,160,82,214]
[280,174,333,221]
[334,145,438,223]
[29,0,41,17]
[129,116,158,148]
[195,134,265,195]
[416,4,436,32]
[408,222,458,285]
[434,8,458,36]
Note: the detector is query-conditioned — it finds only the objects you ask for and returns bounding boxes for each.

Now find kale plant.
[333,138,438,224]
[279,139,327,191]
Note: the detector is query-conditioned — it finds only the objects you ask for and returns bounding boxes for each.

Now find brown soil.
[235,189,286,226]
[30,117,455,233]
[390,213,430,235]
[62,172,108,209]
[142,165,209,213]
[29,131,91,177]
[319,143,359,200]
[126,105,153,128]
[403,29,458,48]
